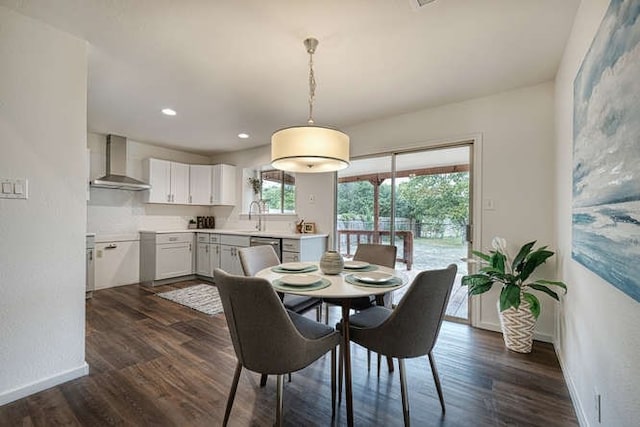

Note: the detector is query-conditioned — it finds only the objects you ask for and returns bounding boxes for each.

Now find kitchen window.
[260,170,295,214]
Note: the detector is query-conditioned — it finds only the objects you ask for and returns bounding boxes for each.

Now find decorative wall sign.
[572,0,640,302]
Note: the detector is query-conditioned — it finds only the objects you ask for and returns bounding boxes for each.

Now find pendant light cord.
[308,46,316,125]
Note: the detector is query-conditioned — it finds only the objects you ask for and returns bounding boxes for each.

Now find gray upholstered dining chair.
[238,245,323,320]
[339,264,457,426]
[325,243,397,373]
[214,268,341,427]
[324,243,397,320]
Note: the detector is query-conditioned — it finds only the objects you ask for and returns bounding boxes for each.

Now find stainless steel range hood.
[90,135,151,190]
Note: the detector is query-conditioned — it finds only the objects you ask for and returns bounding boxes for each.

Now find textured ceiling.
[1,0,580,154]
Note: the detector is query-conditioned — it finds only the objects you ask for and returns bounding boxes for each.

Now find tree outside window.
[260,170,295,213]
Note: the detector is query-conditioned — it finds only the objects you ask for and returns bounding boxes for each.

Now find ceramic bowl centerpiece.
[320,251,344,275]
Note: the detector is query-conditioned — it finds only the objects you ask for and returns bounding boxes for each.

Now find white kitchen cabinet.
[212,164,236,206]
[157,241,192,279]
[189,165,212,205]
[196,233,220,277]
[220,234,249,276]
[143,158,190,204]
[282,236,327,263]
[140,232,194,285]
[171,162,190,204]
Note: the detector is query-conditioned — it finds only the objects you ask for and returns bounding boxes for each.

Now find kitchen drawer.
[197,233,210,243]
[210,234,220,244]
[157,233,193,244]
[282,239,300,253]
[220,234,250,247]
[282,251,299,263]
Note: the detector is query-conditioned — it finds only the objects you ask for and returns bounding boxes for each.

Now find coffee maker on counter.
[196,216,215,229]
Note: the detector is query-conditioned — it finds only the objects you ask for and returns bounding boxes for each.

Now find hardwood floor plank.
[0,281,578,426]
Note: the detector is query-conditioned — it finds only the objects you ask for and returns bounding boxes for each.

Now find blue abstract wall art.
[572,0,640,302]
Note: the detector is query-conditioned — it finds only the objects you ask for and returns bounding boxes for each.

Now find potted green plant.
[461,237,567,353]
[247,177,261,196]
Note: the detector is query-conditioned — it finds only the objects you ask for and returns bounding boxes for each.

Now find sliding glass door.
[336,143,473,322]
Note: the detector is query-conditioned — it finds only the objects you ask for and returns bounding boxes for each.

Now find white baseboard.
[0,362,89,406]
[555,344,588,427]
[475,320,555,343]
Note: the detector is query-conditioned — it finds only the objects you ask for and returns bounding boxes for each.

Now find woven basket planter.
[498,299,536,353]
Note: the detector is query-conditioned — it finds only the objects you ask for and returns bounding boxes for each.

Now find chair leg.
[399,358,410,427]
[223,362,242,427]
[387,355,394,373]
[367,350,371,372]
[260,374,268,387]
[428,351,446,414]
[331,347,337,417]
[325,304,330,325]
[276,374,284,427]
[338,343,343,403]
[377,353,381,378]
[288,372,292,382]
[316,305,322,322]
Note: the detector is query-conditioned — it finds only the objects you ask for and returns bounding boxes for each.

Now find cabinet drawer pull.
[169,237,178,241]
[105,243,118,249]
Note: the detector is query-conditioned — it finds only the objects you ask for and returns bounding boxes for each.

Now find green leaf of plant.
[472,250,491,262]
[523,292,541,319]
[499,284,521,311]
[491,251,506,273]
[528,284,560,301]
[534,279,568,293]
[461,274,492,287]
[468,282,493,295]
[512,241,535,273]
[520,250,554,281]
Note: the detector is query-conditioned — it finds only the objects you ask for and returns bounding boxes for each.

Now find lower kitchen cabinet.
[196,233,220,277]
[282,236,326,263]
[140,232,194,285]
[220,234,250,276]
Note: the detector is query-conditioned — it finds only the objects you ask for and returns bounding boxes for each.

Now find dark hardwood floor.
[0,280,578,426]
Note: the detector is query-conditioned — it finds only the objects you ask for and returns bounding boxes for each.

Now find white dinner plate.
[279,274,322,286]
[352,271,394,284]
[343,261,370,269]
[278,262,311,271]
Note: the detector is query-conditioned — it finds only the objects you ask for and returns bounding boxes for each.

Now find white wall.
[554,1,640,425]
[0,7,88,404]
[346,82,558,339]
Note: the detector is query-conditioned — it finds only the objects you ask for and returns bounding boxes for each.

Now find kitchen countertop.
[138,229,328,240]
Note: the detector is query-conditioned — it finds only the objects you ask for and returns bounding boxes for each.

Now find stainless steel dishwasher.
[249,236,282,261]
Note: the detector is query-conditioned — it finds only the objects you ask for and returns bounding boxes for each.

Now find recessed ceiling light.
[238,133,250,139]
[161,108,177,116]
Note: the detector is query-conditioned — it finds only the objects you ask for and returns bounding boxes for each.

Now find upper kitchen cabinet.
[143,158,189,204]
[212,164,236,205]
[189,164,213,205]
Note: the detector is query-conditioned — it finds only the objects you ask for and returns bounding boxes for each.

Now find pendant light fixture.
[271,38,350,173]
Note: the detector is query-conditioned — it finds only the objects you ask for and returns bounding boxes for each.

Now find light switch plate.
[0,178,28,199]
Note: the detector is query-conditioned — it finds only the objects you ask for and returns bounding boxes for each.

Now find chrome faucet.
[248,200,267,231]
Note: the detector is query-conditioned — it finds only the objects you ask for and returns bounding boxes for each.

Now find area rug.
[156,284,224,316]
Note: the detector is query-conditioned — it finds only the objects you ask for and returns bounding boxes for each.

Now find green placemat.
[344,274,403,288]
[271,265,318,274]
[272,277,331,292]
[342,264,379,272]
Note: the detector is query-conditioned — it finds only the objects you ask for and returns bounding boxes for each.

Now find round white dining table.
[256,262,409,427]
